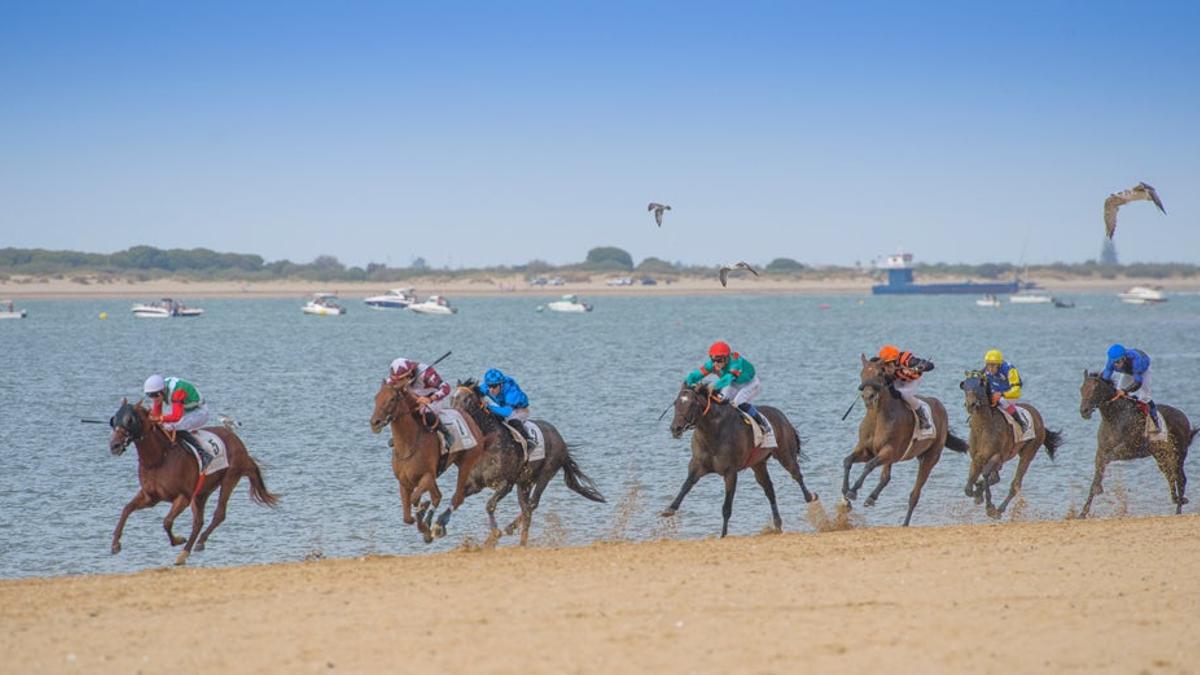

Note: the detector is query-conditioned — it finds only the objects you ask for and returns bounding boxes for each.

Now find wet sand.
[2,513,1197,673]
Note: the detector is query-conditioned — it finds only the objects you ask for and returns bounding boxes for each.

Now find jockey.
[984,349,1027,433]
[1101,344,1159,432]
[143,374,210,457]
[684,341,768,430]
[877,345,935,430]
[389,357,455,449]
[476,368,534,445]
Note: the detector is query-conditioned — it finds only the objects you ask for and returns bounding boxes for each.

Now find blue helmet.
[483,368,507,387]
[1107,343,1127,361]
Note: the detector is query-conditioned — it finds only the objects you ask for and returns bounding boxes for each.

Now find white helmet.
[143,374,166,394]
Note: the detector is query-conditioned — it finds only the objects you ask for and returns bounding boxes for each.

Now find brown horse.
[842,355,968,526]
[369,376,486,543]
[1078,371,1196,517]
[664,382,817,537]
[960,373,1063,518]
[108,400,279,565]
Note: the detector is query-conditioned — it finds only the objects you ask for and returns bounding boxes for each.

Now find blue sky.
[1,1,1197,268]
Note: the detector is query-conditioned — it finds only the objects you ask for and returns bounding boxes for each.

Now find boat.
[0,299,26,319]
[871,253,1021,296]
[546,294,593,313]
[364,288,416,310]
[1009,290,1053,304]
[409,295,457,315]
[131,298,204,318]
[302,293,346,316]
[1119,286,1167,305]
[976,295,1002,308]
[1053,299,1076,309]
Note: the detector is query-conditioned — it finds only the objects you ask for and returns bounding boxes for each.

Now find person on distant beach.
[389,357,454,449]
[684,341,768,430]
[877,345,935,430]
[477,368,535,445]
[1101,344,1159,432]
[983,349,1026,432]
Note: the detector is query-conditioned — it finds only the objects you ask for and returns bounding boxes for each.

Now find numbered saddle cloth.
[183,429,229,475]
[436,409,478,454]
[738,409,777,449]
[911,400,937,441]
[504,420,546,462]
[1002,407,1036,443]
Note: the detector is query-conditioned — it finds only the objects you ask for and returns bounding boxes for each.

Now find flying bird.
[648,202,671,227]
[1104,182,1166,239]
[718,261,759,287]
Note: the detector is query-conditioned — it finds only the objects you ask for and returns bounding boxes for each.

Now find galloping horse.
[663,382,817,537]
[1078,371,1196,517]
[452,379,605,545]
[108,400,278,565]
[369,375,486,543]
[960,373,1063,518]
[842,355,968,526]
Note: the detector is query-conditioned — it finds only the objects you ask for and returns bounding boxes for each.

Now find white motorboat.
[409,295,457,315]
[546,294,593,313]
[0,300,26,319]
[132,298,204,318]
[976,295,1001,308]
[364,288,416,310]
[1119,286,1168,304]
[1009,291,1052,304]
[302,293,346,316]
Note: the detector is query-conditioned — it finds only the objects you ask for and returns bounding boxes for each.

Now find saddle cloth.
[738,410,778,449]
[911,400,937,441]
[1146,409,1169,443]
[182,429,229,476]
[437,409,478,455]
[504,420,546,462]
[1001,406,1036,443]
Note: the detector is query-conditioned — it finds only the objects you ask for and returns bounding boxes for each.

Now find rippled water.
[1,292,1198,578]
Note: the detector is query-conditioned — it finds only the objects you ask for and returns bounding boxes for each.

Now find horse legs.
[864,464,892,507]
[176,492,209,566]
[980,456,1002,518]
[516,483,533,546]
[1151,450,1182,514]
[903,449,941,527]
[841,445,869,506]
[965,454,987,501]
[847,456,883,502]
[196,476,238,551]
[774,447,818,502]
[662,461,703,517]
[751,463,782,532]
[413,473,441,544]
[720,471,739,538]
[486,481,515,539]
[162,495,190,546]
[436,450,484,539]
[1079,453,1111,518]
[995,447,1037,517]
[112,490,156,555]
[399,480,415,525]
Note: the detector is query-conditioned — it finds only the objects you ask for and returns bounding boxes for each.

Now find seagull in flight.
[648,202,671,227]
[1104,182,1166,239]
[718,262,759,287]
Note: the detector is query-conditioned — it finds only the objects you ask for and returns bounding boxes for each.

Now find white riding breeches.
[162,405,210,432]
[894,379,921,409]
[506,408,530,422]
[720,377,762,407]
[1114,371,1152,402]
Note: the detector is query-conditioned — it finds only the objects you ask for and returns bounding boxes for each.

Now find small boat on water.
[976,295,1001,308]
[132,298,204,318]
[302,293,346,316]
[409,295,457,315]
[1053,299,1076,309]
[364,288,416,310]
[1119,286,1167,305]
[546,294,593,313]
[1,299,27,319]
[1009,290,1053,304]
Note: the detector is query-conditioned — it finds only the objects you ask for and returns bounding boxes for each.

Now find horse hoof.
[432,523,445,539]
[974,493,984,506]
[806,493,819,503]
[490,528,503,540]
[987,507,1001,520]
[111,542,121,555]
[195,542,206,552]
[840,497,853,510]
[174,551,190,566]
[660,509,677,518]
[1181,497,1190,505]
[170,536,185,547]
[864,497,876,508]
[504,524,518,536]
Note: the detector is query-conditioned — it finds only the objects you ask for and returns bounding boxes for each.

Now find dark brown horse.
[451,379,606,545]
[842,355,968,526]
[663,383,817,537]
[369,376,486,543]
[108,400,278,565]
[1078,371,1196,517]
[960,374,1063,518]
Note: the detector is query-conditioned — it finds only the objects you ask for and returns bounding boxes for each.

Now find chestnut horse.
[842,355,968,526]
[369,376,486,543]
[108,400,278,565]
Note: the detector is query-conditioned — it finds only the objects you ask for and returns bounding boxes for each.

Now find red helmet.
[878,345,901,362]
[389,357,416,381]
[708,341,731,358]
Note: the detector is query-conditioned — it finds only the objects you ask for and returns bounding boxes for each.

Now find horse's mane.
[454,378,503,435]
[459,377,479,390]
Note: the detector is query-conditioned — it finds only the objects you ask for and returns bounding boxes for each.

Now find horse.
[663,382,817,537]
[108,400,278,565]
[842,355,968,526]
[451,379,606,545]
[1078,370,1196,517]
[369,375,486,543]
[959,373,1063,518]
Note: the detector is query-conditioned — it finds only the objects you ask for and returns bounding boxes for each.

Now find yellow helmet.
[984,349,1004,364]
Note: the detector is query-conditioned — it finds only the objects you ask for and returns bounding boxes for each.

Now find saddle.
[503,421,545,462]
[736,409,777,449]
[999,406,1036,444]
[173,429,229,475]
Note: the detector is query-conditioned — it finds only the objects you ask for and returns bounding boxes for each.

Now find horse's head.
[959,371,990,414]
[452,377,483,410]
[1079,369,1114,420]
[858,354,889,408]
[370,376,417,434]
[108,399,145,455]
[670,383,711,439]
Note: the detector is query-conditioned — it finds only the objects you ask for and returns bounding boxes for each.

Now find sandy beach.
[2,513,1197,673]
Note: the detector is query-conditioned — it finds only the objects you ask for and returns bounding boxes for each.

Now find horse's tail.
[1188,427,1199,449]
[246,456,280,508]
[944,430,969,453]
[1043,428,1064,461]
[784,417,809,464]
[561,448,606,503]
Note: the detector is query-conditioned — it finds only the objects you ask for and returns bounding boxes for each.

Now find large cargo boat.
[871,253,1021,295]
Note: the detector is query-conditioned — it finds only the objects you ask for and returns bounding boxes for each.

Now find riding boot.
[915,406,932,431]
[176,430,211,467]
[1008,407,1028,433]
[1149,401,1162,432]
[505,419,532,448]
[738,403,769,431]
[437,422,455,451]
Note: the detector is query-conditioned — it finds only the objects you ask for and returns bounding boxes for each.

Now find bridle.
[675,387,716,433]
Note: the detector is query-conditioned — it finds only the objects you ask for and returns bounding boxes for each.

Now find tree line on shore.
[1,245,1196,283]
